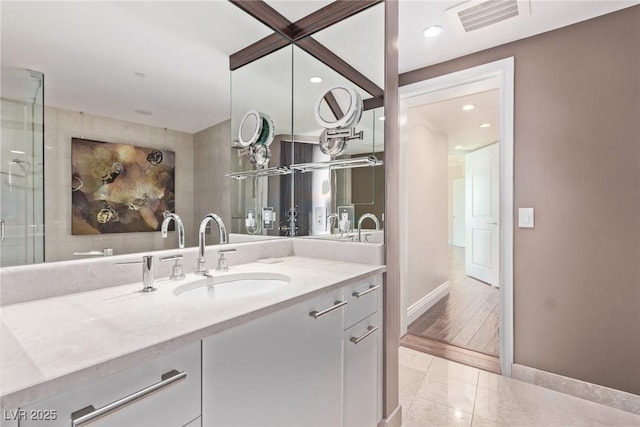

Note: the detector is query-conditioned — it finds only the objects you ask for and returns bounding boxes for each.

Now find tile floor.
[399,346,640,426]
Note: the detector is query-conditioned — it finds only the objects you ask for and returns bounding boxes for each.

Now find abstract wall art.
[71,138,175,234]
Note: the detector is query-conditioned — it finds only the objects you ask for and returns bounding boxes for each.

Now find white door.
[465,143,499,287]
[452,178,466,247]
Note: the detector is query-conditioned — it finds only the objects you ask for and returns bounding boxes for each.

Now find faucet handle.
[216,248,236,271]
[160,254,185,280]
[115,255,153,265]
[159,254,183,262]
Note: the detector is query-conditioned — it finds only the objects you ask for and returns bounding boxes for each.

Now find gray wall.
[401,6,640,394]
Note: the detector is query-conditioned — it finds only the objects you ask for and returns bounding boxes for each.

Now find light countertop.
[0,256,385,409]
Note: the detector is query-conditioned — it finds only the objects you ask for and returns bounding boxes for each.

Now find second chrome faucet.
[196,213,228,275]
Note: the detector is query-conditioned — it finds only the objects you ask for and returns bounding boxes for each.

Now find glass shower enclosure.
[0,67,45,267]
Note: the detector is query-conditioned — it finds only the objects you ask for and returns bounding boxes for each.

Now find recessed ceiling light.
[309,76,322,84]
[454,145,464,150]
[134,72,146,78]
[378,116,385,121]
[134,109,153,116]
[10,150,25,154]
[422,25,443,38]
[479,123,491,128]
[462,104,475,111]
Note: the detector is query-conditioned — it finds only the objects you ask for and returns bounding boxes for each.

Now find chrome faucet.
[357,213,380,242]
[326,213,339,234]
[196,213,228,275]
[116,255,156,293]
[161,213,185,249]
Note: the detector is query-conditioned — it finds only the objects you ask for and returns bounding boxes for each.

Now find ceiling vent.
[447,0,531,33]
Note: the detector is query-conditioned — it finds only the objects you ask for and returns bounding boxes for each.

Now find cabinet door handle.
[352,284,380,298]
[70,369,187,427]
[350,326,378,344]
[309,300,347,319]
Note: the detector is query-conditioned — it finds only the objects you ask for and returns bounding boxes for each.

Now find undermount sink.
[174,272,291,299]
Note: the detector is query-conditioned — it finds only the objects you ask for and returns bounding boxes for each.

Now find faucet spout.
[327,213,339,234]
[196,213,228,275]
[161,213,185,249]
[357,213,380,242]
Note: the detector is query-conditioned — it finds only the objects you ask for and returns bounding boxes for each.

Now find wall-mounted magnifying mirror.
[238,110,275,148]
[315,86,363,130]
[315,86,364,157]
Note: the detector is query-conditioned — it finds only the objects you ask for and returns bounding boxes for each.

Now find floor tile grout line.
[470,371,480,427]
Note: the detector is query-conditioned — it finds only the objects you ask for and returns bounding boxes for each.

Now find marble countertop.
[0,256,385,409]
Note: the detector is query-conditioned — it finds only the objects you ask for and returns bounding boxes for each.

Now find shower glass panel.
[0,67,45,267]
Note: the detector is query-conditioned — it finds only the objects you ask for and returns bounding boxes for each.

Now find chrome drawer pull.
[309,300,347,319]
[71,369,187,427]
[350,326,378,344]
[352,284,380,298]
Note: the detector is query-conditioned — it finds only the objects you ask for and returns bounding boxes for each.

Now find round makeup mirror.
[314,85,363,129]
[238,110,260,147]
[238,110,275,147]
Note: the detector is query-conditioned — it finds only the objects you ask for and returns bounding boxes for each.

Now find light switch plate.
[518,208,534,228]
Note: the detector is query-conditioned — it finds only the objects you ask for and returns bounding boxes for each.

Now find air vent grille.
[457,0,520,32]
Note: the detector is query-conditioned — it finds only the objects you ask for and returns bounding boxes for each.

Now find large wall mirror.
[0,1,384,267]
[230,2,385,241]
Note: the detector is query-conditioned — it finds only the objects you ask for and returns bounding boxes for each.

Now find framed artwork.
[71,138,175,234]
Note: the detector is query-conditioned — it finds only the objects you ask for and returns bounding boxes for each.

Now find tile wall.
[43,107,196,261]
[193,120,231,243]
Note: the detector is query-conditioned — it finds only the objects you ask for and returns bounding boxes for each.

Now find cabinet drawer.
[20,342,201,427]
[344,313,379,427]
[345,276,380,329]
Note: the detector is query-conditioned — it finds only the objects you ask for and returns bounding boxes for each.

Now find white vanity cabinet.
[19,342,201,427]
[202,287,346,427]
[343,276,382,427]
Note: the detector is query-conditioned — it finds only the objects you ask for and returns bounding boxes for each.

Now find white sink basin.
[174,272,291,299]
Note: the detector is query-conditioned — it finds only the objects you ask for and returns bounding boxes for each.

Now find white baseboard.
[406,281,449,326]
[512,364,640,415]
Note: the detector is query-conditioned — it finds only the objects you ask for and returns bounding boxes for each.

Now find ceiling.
[398,0,637,73]
[1,1,636,135]
[411,89,500,163]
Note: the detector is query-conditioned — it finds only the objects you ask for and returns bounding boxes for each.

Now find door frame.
[399,57,514,376]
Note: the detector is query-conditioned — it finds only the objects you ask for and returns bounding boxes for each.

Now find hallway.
[403,246,500,371]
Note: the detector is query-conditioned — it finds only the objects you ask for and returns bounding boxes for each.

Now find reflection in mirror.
[0,68,45,267]
[291,41,384,240]
[226,2,384,241]
[229,44,293,240]
[1,1,274,265]
[315,86,363,130]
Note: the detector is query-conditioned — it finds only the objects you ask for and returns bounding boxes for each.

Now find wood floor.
[404,246,500,370]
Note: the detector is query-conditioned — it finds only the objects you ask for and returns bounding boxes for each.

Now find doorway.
[399,58,514,375]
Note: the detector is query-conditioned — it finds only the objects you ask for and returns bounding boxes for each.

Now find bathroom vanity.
[0,239,384,427]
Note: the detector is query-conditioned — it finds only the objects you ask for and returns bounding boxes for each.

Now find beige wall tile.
[44,107,197,262]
